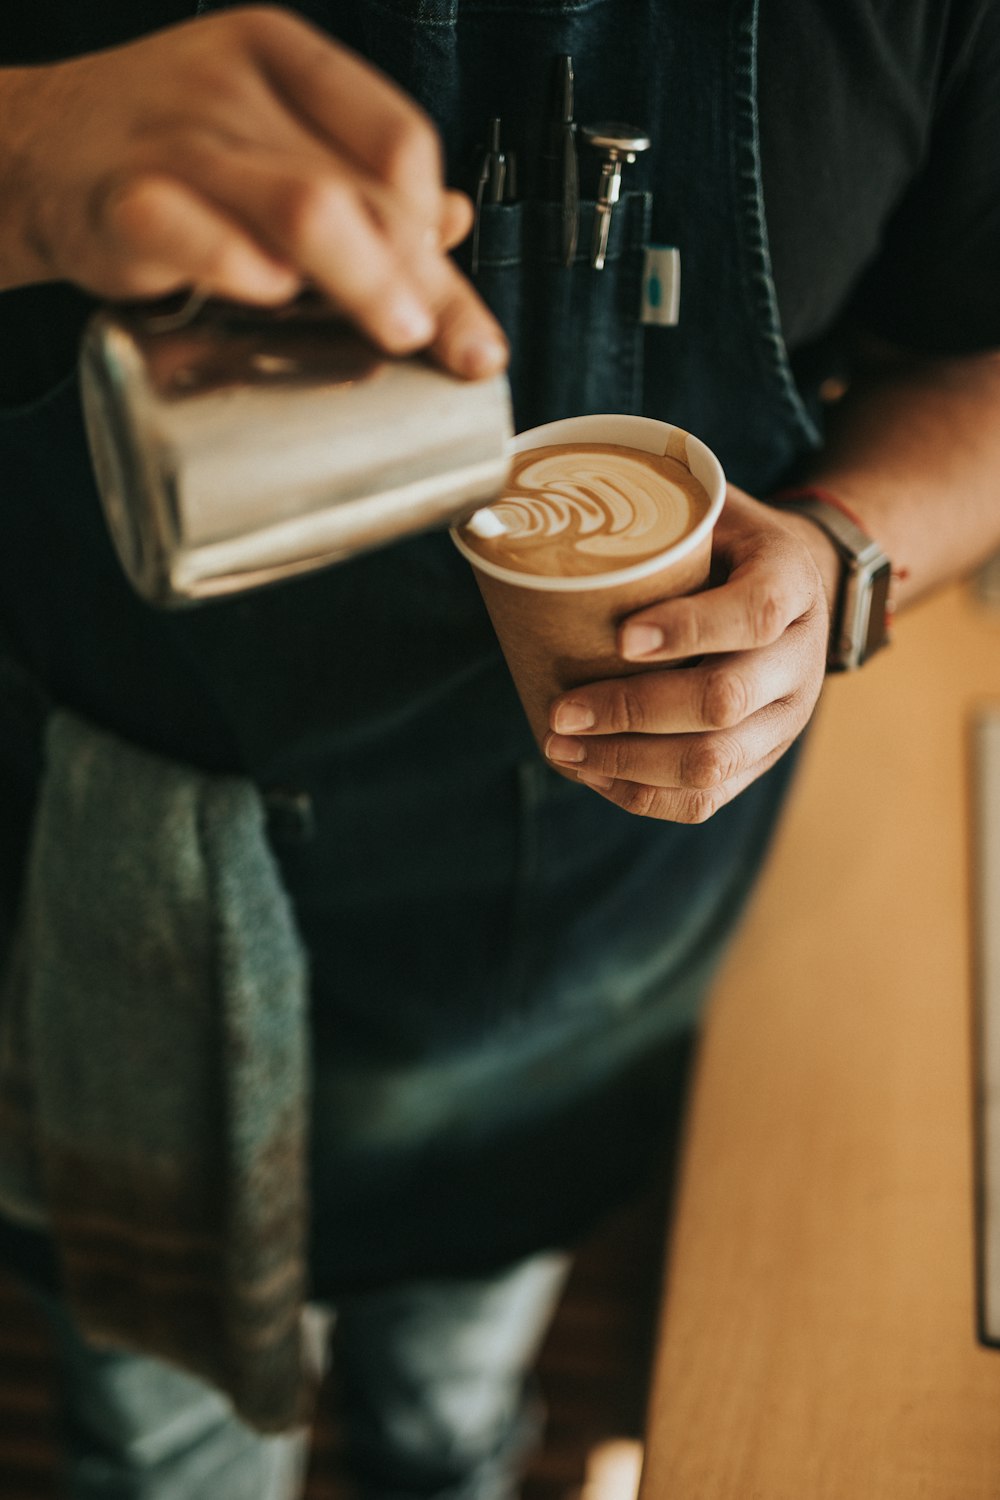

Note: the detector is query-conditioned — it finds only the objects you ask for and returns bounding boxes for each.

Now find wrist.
[773,506,842,625]
[769,485,894,671]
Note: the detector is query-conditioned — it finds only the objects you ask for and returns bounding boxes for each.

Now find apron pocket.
[466,192,651,431]
[468,200,532,416]
[525,191,651,424]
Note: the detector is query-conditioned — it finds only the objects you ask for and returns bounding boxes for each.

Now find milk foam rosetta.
[460,442,710,577]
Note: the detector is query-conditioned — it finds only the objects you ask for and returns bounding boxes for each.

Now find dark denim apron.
[0,0,821,1292]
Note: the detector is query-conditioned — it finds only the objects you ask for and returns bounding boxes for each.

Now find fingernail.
[455,333,508,379]
[621,623,665,659]
[388,292,435,344]
[545,733,586,764]
[252,265,301,300]
[553,702,596,733]
[577,770,614,790]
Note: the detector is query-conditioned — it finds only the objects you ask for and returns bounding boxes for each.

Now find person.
[1,1,1000,1496]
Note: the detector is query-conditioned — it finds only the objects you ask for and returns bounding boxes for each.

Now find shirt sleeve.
[852,0,1000,353]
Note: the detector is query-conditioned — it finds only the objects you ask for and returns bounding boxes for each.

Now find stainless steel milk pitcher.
[79,295,513,607]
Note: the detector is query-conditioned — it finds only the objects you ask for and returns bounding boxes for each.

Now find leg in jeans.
[334,1252,571,1500]
[35,1293,310,1500]
[33,1251,568,1500]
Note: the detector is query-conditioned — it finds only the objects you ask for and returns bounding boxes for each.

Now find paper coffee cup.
[451,413,726,758]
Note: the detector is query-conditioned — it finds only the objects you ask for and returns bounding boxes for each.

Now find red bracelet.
[770,484,867,530]
[772,485,910,586]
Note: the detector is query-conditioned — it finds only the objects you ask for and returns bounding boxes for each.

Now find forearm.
[0,67,50,291]
[788,346,1000,613]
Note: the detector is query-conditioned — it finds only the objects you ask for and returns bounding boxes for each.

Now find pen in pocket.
[544,54,579,267]
[471,117,518,276]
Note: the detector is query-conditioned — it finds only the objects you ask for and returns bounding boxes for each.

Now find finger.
[567,739,795,825]
[422,252,509,378]
[549,640,809,739]
[353,181,506,374]
[617,536,823,664]
[543,700,795,791]
[440,190,474,251]
[151,144,441,351]
[246,8,446,224]
[152,137,504,371]
[97,173,301,303]
[355,180,507,373]
[618,568,817,663]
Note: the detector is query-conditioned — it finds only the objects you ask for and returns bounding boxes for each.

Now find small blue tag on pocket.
[640,246,681,326]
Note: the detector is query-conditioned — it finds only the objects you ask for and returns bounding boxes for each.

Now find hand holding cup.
[452,414,727,771]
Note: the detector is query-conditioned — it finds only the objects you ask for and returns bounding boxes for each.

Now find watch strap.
[772,487,893,671]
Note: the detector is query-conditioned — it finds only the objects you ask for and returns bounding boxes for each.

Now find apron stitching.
[355,0,457,27]
[627,193,654,411]
[732,0,821,449]
[461,0,613,15]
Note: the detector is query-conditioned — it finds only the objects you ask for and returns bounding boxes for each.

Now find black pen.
[548,55,578,267]
[471,117,516,275]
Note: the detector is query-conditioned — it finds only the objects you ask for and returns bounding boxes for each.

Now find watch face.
[863,560,893,663]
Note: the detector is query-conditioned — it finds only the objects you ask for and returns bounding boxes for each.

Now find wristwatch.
[774,489,893,671]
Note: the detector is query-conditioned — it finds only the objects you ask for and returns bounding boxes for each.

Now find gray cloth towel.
[0,708,312,1432]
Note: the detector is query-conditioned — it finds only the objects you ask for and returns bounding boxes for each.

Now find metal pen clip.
[471,117,517,276]
[546,55,579,267]
[581,123,651,270]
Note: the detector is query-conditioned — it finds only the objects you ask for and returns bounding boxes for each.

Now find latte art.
[461,442,711,578]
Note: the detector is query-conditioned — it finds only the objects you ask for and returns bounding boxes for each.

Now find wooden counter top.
[640,581,1000,1498]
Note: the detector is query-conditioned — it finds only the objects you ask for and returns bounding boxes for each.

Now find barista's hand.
[0,6,506,378]
[543,489,838,821]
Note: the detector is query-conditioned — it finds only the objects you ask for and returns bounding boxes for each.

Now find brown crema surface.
[461,442,711,578]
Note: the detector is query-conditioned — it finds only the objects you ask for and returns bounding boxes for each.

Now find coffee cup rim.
[450,415,726,593]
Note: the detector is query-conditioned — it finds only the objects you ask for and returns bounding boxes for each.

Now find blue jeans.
[36,1252,570,1500]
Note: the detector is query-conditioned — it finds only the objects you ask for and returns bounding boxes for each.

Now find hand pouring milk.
[80,295,513,607]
